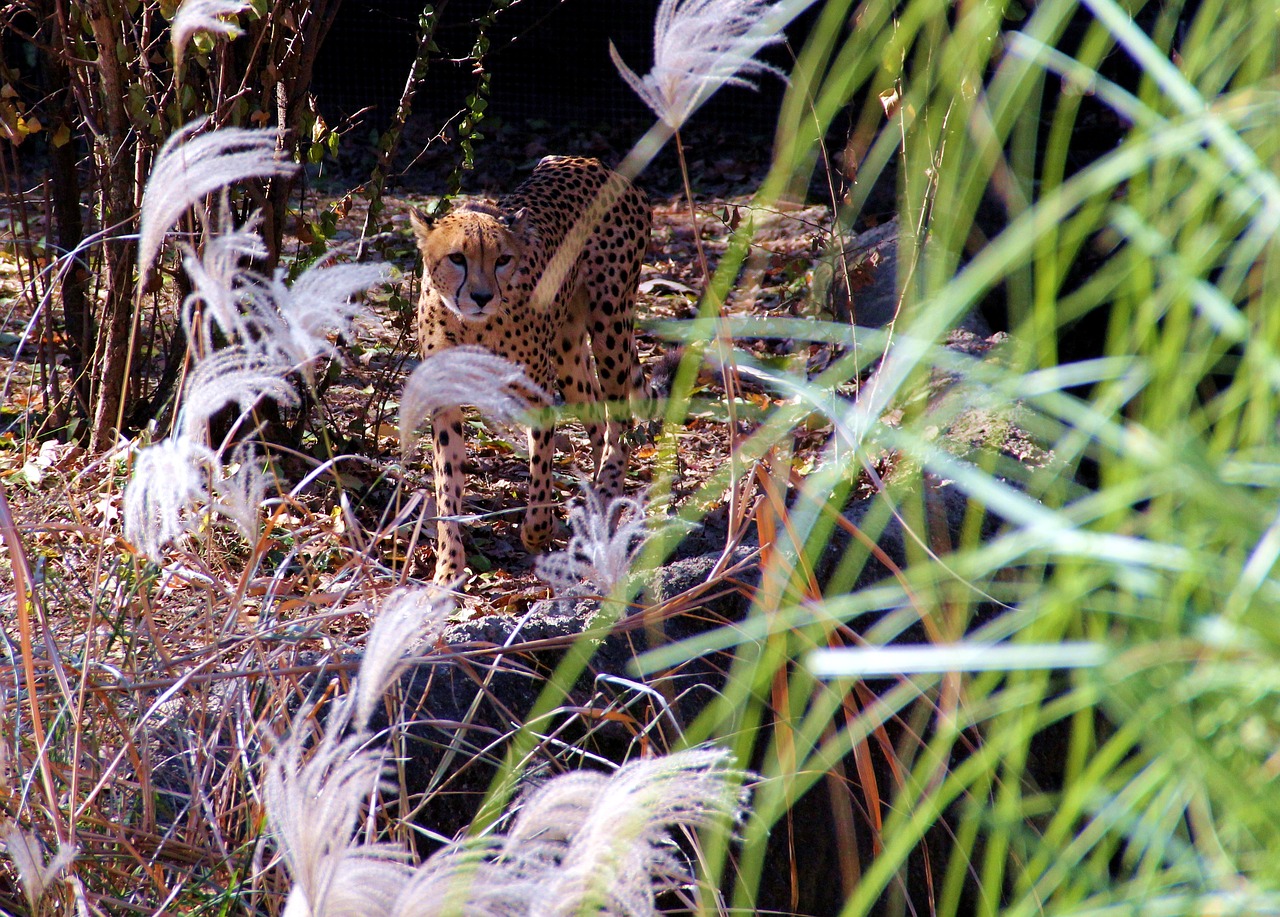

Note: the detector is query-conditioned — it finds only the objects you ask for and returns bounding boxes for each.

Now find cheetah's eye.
[448,253,466,266]
[495,254,513,268]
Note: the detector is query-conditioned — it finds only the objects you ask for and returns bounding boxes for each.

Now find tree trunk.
[84,0,139,453]
[38,0,94,420]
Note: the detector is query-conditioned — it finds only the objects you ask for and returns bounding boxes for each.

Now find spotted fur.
[411,155,651,584]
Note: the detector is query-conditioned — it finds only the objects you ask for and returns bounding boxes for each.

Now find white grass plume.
[535,488,649,596]
[124,351,290,561]
[128,119,390,565]
[261,583,747,917]
[282,852,418,917]
[123,437,216,560]
[179,212,390,369]
[386,842,538,917]
[385,749,748,917]
[610,0,788,130]
[515,749,747,917]
[179,215,269,349]
[209,443,269,541]
[399,347,550,454]
[251,258,392,367]
[171,0,249,71]
[355,587,452,727]
[265,720,414,917]
[178,213,389,388]
[264,588,451,917]
[176,345,299,439]
[1,822,77,913]
[138,118,296,280]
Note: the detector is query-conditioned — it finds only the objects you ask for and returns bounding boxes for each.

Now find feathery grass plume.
[250,258,393,367]
[282,854,419,917]
[179,213,269,349]
[289,854,422,917]
[176,344,298,439]
[264,592,742,917]
[170,0,249,71]
[178,208,390,373]
[1,823,77,913]
[386,841,538,917]
[399,346,550,454]
[138,117,297,280]
[513,748,748,917]
[609,0,787,131]
[265,719,414,917]
[535,488,649,596]
[385,748,748,917]
[123,437,216,560]
[265,588,452,917]
[178,210,391,367]
[128,119,389,564]
[354,587,452,727]
[122,346,297,561]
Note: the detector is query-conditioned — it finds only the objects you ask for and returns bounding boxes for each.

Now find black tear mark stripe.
[451,253,468,305]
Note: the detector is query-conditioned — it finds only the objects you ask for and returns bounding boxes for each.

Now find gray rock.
[821,217,900,327]
[819,219,991,336]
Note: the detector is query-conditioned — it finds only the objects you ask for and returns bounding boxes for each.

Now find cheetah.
[410,155,652,584]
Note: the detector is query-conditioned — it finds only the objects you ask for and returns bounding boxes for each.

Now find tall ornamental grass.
[632,0,1280,913]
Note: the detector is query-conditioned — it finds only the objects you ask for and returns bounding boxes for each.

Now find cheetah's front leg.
[432,407,469,585]
[521,425,557,553]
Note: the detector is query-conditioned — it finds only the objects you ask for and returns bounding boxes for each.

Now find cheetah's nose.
[471,291,494,308]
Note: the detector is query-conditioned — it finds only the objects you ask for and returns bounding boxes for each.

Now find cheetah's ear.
[501,207,534,242]
[409,207,435,246]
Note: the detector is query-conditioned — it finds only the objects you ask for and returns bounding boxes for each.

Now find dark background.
[310,0,814,129]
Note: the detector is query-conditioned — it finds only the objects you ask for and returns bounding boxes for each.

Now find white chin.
[442,298,488,322]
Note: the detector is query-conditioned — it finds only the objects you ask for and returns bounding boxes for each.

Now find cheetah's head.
[410,203,532,322]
